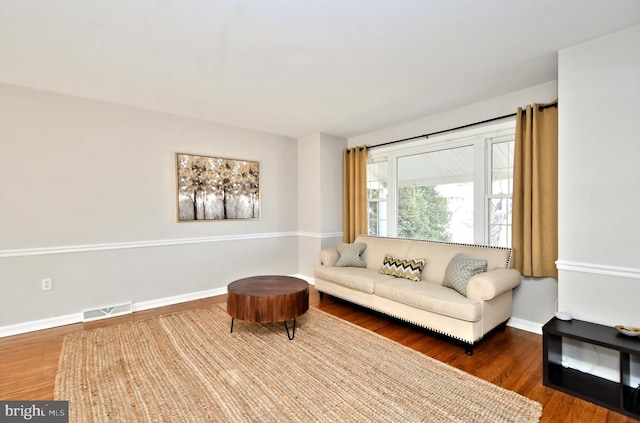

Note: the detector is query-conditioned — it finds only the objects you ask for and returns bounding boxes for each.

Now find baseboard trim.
[0,313,82,338]
[0,275,313,338]
[133,287,227,313]
[0,287,227,338]
[507,317,543,335]
[291,274,315,285]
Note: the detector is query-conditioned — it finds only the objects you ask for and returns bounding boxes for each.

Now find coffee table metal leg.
[231,317,298,340]
[284,319,297,340]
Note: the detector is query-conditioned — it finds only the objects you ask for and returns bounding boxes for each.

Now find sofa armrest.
[466,268,522,301]
[319,248,340,267]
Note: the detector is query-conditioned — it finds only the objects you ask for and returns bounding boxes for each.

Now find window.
[367,121,515,247]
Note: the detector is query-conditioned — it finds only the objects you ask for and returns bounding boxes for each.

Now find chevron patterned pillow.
[379,254,427,282]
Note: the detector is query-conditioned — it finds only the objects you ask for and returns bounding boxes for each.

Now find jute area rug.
[55,305,542,422]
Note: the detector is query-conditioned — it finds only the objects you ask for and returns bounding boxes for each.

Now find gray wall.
[4,26,637,341]
[0,83,299,333]
[297,133,345,277]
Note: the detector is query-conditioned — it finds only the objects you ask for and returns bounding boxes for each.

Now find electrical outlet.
[42,278,52,290]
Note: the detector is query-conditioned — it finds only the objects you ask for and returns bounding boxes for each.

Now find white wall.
[0,83,299,334]
[349,81,558,149]
[553,24,640,385]
[557,24,640,325]
[348,81,560,330]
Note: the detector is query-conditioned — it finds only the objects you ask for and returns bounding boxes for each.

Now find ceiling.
[1,1,639,139]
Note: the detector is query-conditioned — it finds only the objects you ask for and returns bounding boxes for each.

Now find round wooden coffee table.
[227,275,309,340]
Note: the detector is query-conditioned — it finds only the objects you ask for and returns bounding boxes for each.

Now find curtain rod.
[367,101,557,150]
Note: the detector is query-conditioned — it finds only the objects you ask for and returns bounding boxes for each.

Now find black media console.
[543,317,640,420]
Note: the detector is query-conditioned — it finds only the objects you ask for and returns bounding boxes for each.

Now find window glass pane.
[488,198,512,247]
[488,139,514,247]
[367,161,388,236]
[397,146,474,243]
[368,200,388,236]
[491,141,514,195]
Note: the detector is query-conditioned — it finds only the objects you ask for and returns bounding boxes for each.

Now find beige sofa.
[314,235,521,354]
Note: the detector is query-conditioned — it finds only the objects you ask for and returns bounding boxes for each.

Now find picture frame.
[176,153,260,221]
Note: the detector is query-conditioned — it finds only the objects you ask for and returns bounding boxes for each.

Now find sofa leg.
[465,344,473,355]
[318,291,324,300]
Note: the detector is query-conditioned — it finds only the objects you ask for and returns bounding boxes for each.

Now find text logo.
[0,402,68,423]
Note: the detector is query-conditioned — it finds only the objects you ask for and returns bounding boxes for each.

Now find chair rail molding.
[556,260,640,279]
[298,232,343,239]
[0,232,299,259]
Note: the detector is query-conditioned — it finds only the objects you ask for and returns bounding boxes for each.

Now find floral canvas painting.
[176,153,260,221]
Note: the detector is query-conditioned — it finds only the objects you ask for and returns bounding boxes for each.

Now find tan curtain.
[512,102,558,278]
[343,146,368,243]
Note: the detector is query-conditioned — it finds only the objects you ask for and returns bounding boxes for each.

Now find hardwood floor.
[0,287,635,422]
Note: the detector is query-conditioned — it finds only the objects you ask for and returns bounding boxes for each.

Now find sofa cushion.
[354,235,412,270]
[314,266,396,294]
[442,253,488,296]
[375,278,482,322]
[379,254,427,282]
[335,242,367,267]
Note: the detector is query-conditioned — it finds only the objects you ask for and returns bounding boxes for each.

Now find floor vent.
[82,302,132,322]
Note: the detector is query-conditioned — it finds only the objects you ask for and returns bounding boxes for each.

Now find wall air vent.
[82,302,132,322]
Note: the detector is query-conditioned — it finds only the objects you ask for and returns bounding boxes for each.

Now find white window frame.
[367,119,515,245]
[485,133,516,246]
